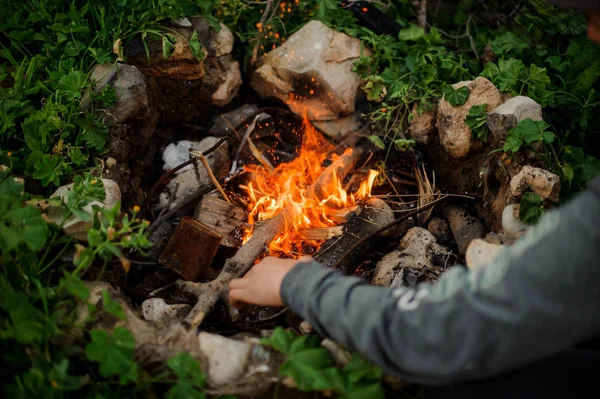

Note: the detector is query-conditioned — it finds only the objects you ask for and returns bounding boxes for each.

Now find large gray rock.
[251,20,369,121]
[81,63,148,123]
[312,112,365,138]
[47,179,121,241]
[159,137,230,209]
[437,77,503,158]
[211,59,242,106]
[487,96,542,146]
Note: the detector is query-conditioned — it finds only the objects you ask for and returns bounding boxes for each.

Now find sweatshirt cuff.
[280,260,331,309]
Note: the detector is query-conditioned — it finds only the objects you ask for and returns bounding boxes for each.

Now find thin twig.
[143,137,229,216]
[193,150,231,203]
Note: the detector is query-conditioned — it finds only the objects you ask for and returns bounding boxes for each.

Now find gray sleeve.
[280,178,600,385]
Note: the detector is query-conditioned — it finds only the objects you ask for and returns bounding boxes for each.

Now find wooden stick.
[193,150,231,203]
[299,226,344,241]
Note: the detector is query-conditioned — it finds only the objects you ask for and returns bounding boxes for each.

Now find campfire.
[240,118,378,257]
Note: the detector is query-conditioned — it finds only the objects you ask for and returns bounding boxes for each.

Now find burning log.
[314,198,396,274]
[177,144,369,329]
[299,226,344,241]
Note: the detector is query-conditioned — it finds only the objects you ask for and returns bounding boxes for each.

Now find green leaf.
[189,31,205,62]
[361,75,387,102]
[393,139,416,151]
[58,71,89,101]
[519,192,544,224]
[162,33,177,60]
[102,291,126,320]
[529,64,551,87]
[442,85,470,106]
[581,155,600,182]
[464,104,489,141]
[368,135,385,150]
[64,272,90,300]
[167,353,206,399]
[482,59,524,92]
[48,359,88,391]
[22,118,51,152]
[513,118,551,144]
[85,327,138,383]
[77,114,108,151]
[399,25,425,41]
[33,155,64,186]
[1,205,49,251]
[49,23,89,34]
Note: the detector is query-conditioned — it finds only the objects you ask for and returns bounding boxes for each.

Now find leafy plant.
[166,352,207,399]
[85,326,139,383]
[519,192,545,224]
[261,327,385,398]
[503,118,555,154]
[464,104,489,141]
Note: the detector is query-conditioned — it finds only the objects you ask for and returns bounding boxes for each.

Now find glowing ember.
[240,119,378,257]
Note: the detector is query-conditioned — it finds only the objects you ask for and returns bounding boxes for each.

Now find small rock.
[190,18,235,57]
[80,63,148,123]
[509,165,561,202]
[437,77,503,158]
[502,204,530,235]
[251,20,369,121]
[159,137,230,209]
[487,96,542,146]
[47,179,121,241]
[427,217,453,243]
[312,112,365,138]
[171,18,192,28]
[105,157,117,169]
[141,298,191,328]
[208,104,260,137]
[372,227,449,286]
[465,239,504,269]
[443,205,486,256]
[299,321,313,335]
[211,60,242,106]
[409,104,437,145]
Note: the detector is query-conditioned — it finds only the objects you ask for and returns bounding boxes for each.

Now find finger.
[228,288,250,309]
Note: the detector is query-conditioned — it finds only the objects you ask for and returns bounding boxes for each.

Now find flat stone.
[465,239,504,269]
[443,205,486,256]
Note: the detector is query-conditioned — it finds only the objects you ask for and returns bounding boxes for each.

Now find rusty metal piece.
[159,217,223,282]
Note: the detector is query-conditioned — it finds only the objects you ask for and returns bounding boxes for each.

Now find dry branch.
[299,226,344,241]
[177,145,368,329]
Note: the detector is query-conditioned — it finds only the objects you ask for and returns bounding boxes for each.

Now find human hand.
[228,256,311,309]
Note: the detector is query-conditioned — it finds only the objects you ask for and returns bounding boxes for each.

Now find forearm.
[281,179,600,384]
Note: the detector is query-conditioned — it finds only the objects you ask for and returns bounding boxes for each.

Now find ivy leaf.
[58,71,89,101]
[442,85,470,106]
[464,104,489,141]
[68,146,88,166]
[166,353,206,399]
[529,64,551,87]
[77,114,108,151]
[514,118,551,144]
[519,192,544,224]
[398,25,425,41]
[162,33,177,60]
[22,118,51,152]
[102,291,126,320]
[189,31,205,62]
[361,76,387,102]
[483,59,524,91]
[368,135,385,150]
[1,205,49,251]
[33,154,64,186]
[581,155,600,182]
[85,327,138,383]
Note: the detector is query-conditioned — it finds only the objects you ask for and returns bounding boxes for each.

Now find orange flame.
[240,119,378,257]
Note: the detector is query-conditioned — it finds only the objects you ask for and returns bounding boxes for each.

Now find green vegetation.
[1,0,600,397]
